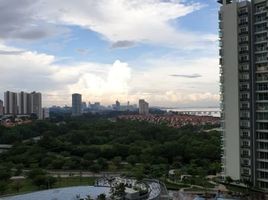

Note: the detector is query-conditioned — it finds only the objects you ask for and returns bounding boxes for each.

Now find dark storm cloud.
[169,73,202,78]
[111,40,136,49]
[0,0,64,40]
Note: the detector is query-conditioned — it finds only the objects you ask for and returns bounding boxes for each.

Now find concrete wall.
[221,2,241,180]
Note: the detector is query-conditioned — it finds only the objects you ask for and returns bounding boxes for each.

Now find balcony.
[256,66,268,73]
[241,154,250,158]
[254,8,267,15]
[241,145,251,149]
[241,163,250,167]
[255,59,268,64]
[241,135,250,139]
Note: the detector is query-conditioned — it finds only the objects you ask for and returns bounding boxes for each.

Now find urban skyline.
[0,0,219,108]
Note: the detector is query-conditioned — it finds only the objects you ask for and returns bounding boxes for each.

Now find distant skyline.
[0,0,219,107]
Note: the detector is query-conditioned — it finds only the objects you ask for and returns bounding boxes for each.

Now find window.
[239,36,248,43]
[242,150,250,156]
[242,168,250,175]
[241,120,250,128]
[242,130,250,138]
[241,111,250,118]
[257,122,268,130]
[240,73,249,80]
[257,93,268,101]
[257,83,268,91]
[241,102,250,109]
[257,132,268,140]
[240,93,249,100]
[242,140,249,147]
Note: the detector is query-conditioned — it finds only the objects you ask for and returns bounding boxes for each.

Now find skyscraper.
[17,91,29,115]
[0,100,3,116]
[219,0,268,189]
[72,93,82,116]
[4,91,17,115]
[31,92,42,119]
[139,99,149,115]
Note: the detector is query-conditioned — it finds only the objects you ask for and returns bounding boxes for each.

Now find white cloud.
[33,0,215,49]
[0,43,219,107]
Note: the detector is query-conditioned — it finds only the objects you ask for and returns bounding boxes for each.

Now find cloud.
[111,41,136,49]
[0,0,218,48]
[76,48,90,55]
[0,0,67,40]
[39,0,217,49]
[0,50,25,55]
[0,42,219,107]
[169,73,202,78]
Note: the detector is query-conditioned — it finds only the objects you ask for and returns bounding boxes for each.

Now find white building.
[139,99,149,115]
[4,91,42,119]
[42,108,50,119]
[31,92,42,119]
[219,0,268,189]
[4,91,18,115]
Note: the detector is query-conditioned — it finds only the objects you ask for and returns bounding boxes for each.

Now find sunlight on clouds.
[0,43,219,107]
[68,60,131,99]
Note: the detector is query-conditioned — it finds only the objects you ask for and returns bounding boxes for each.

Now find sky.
[0,0,220,108]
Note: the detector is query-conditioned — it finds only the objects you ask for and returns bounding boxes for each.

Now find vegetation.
[0,116,221,195]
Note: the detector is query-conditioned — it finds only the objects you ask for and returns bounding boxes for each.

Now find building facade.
[72,93,82,116]
[42,108,50,119]
[31,92,42,119]
[4,91,18,115]
[17,91,32,115]
[219,0,268,189]
[139,99,149,115]
[0,100,3,116]
[4,91,42,119]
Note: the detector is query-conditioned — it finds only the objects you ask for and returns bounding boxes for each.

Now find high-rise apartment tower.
[72,93,82,116]
[4,91,18,115]
[219,0,268,189]
[139,99,149,115]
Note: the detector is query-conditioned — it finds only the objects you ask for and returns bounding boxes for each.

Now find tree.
[12,180,22,193]
[112,156,122,169]
[32,175,57,189]
[0,168,11,181]
[111,183,126,200]
[27,168,46,180]
[97,193,106,200]
[225,176,233,185]
[126,155,137,166]
[0,181,7,195]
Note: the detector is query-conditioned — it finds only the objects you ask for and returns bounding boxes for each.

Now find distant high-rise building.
[139,99,149,115]
[82,101,87,113]
[17,91,30,115]
[4,91,17,115]
[42,108,50,119]
[3,91,42,119]
[72,93,82,116]
[115,100,120,111]
[31,92,42,119]
[219,0,268,190]
[0,100,3,116]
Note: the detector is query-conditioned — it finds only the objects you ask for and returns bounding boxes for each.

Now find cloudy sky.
[0,0,219,107]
